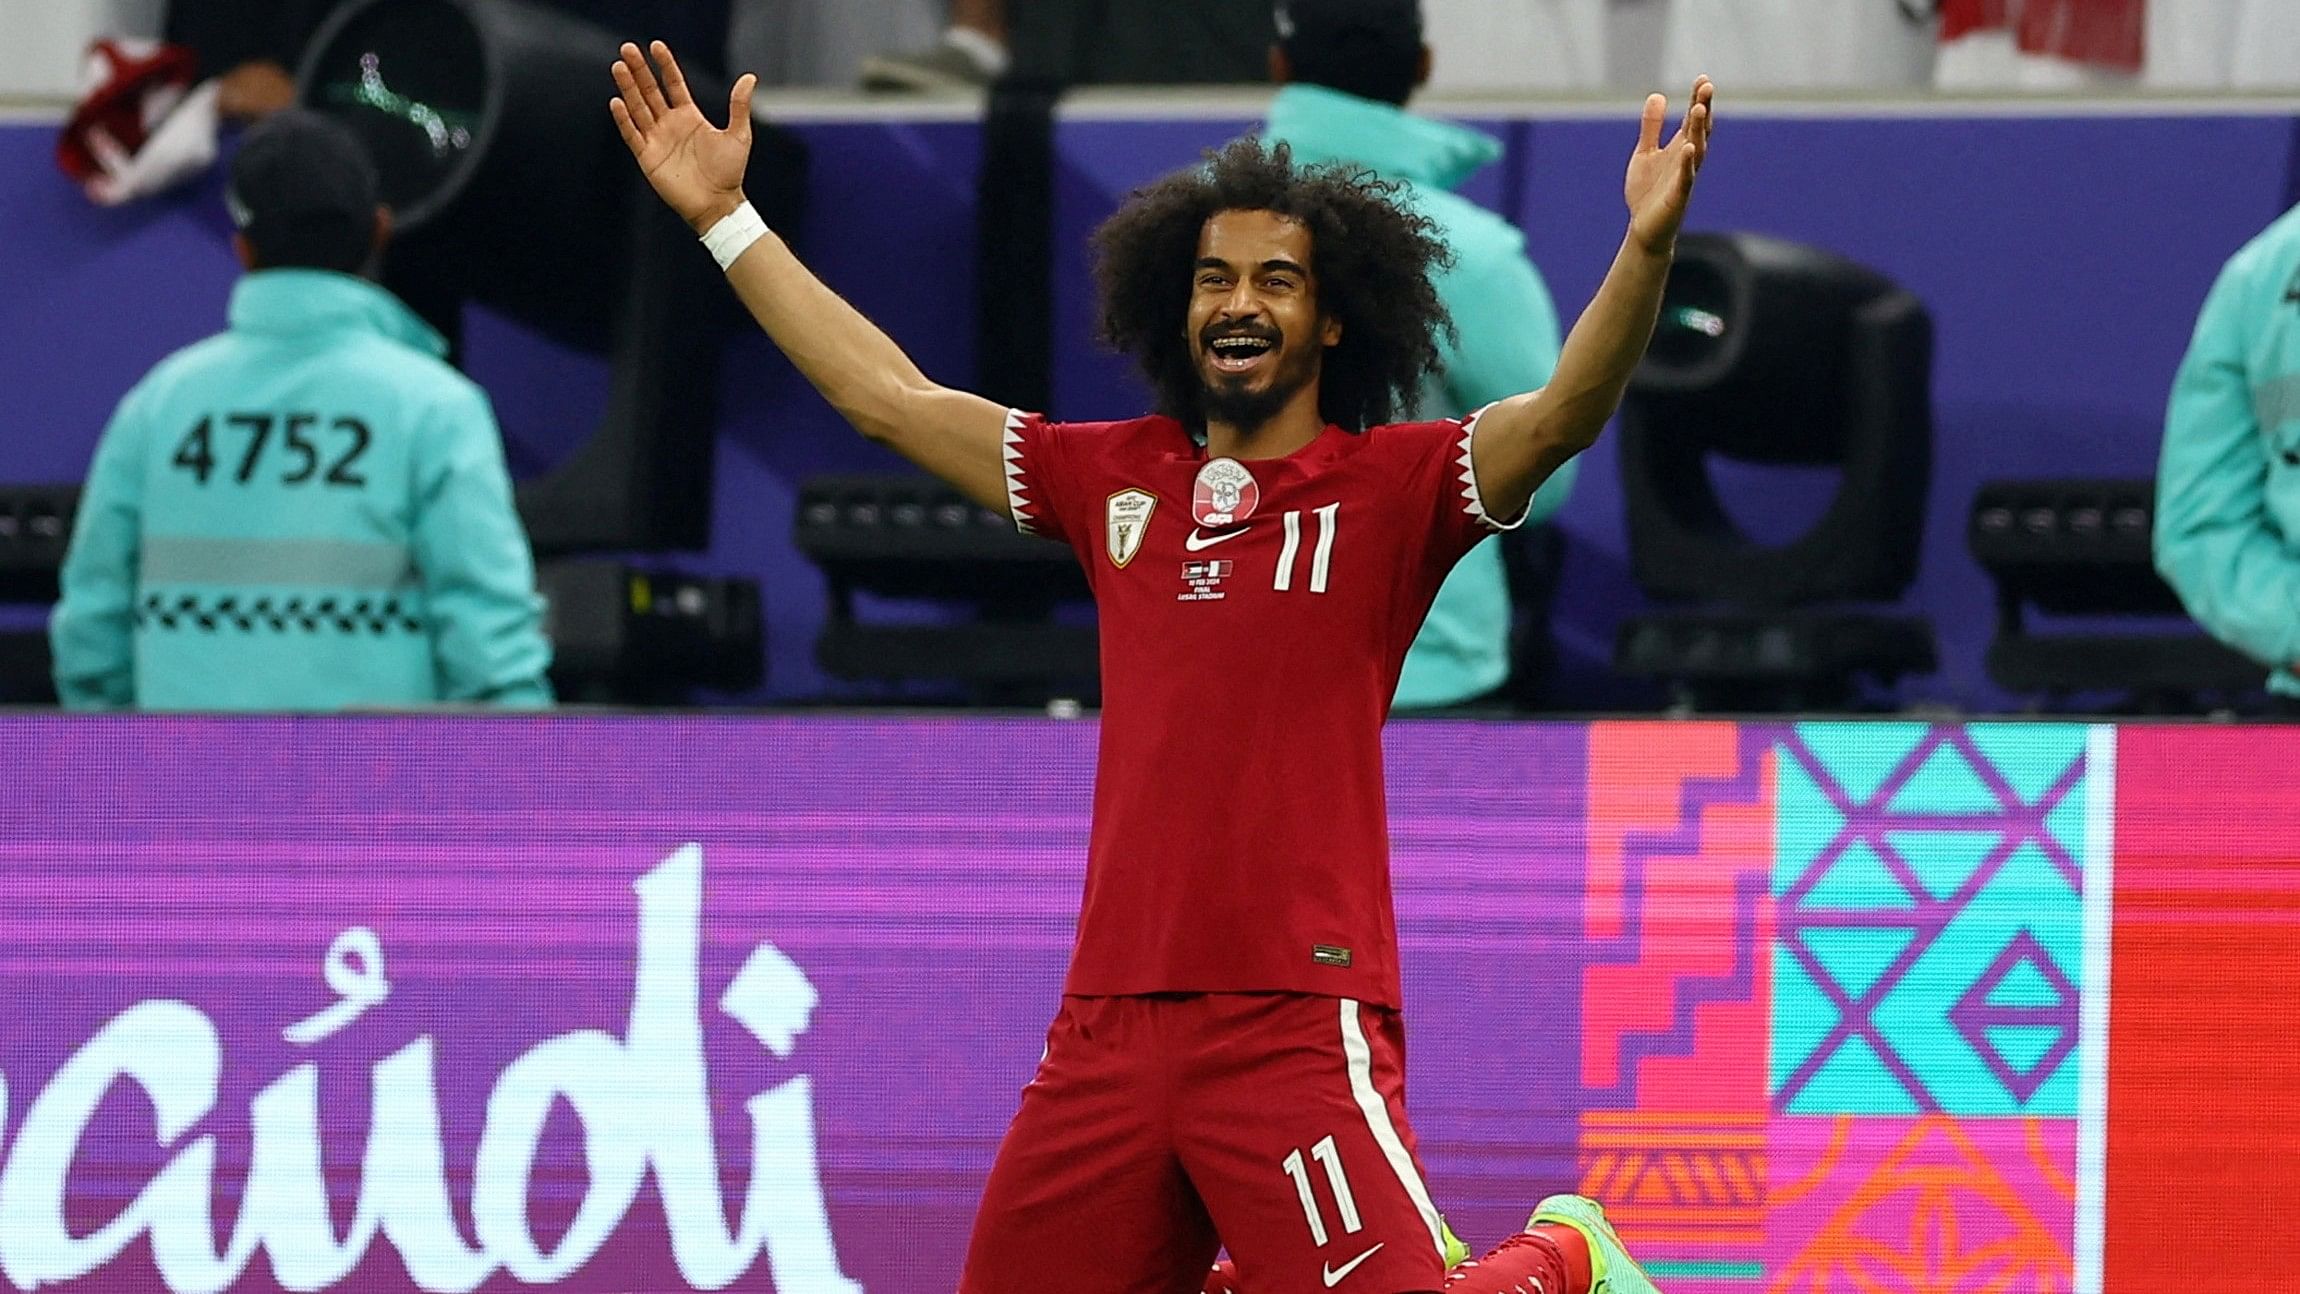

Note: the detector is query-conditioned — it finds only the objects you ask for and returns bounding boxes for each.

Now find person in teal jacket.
[51,110,552,710]
[2155,201,2300,698]
[1262,0,1576,709]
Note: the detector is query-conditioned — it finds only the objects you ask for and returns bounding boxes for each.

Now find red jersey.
[1002,407,1518,1008]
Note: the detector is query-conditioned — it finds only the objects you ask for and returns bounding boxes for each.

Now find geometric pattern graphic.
[1580,722,2107,1294]
[1773,724,2091,1116]
[1767,1116,2077,1293]
[1580,722,1778,1288]
[1584,722,1775,1110]
[1580,1111,1767,1283]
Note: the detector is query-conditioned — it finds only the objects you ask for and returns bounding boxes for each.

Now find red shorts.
[959,993,1447,1294]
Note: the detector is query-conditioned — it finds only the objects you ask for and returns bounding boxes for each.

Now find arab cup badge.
[1192,458,1260,528]
[1105,488,1156,568]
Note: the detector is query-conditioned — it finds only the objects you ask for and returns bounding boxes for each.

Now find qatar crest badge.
[1105,488,1157,568]
[1192,458,1260,528]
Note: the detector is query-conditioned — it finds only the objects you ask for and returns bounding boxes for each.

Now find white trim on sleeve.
[1456,403,1532,533]
[1001,408,1039,535]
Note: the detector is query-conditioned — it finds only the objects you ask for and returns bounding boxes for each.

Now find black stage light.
[1613,232,1937,710]
[298,0,804,556]
[298,0,800,701]
[795,474,1096,703]
[1969,478,2261,708]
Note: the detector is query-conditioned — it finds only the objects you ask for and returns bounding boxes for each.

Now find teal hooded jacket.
[51,269,553,710]
[2156,203,2300,695]
[1262,83,1575,708]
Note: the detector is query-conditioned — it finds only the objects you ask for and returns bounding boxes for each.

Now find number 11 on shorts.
[1281,1135,1363,1247]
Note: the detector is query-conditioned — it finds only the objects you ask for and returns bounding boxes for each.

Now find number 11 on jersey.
[1273,503,1339,594]
[1281,1134,1363,1246]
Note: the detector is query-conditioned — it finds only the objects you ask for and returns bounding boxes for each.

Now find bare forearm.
[719,222,936,441]
[1544,233,1674,450]
[1461,235,1674,520]
[1463,78,1707,518]
[713,213,1013,511]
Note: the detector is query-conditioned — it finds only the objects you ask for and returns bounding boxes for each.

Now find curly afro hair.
[1090,137,1454,433]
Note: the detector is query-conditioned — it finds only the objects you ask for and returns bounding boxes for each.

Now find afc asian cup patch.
[1192,458,1260,528]
[1105,488,1156,568]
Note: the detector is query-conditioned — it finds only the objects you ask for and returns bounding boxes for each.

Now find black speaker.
[0,485,77,604]
[539,559,765,702]
[1969,478,2263,704]
[795,474,1096,702]
[0,485,77,703]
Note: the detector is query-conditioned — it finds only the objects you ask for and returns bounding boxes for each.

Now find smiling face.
[1187,209,1343,434]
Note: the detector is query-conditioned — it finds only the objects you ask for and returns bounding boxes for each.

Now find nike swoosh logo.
[1322,1244,1383,1287]
[1184,526,1249,551]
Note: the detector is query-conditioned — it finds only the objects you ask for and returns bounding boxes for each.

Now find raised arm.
[610,41,1013,512]
[1468,77,1713,523]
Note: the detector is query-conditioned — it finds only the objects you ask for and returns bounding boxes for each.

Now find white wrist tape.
[700,201,768,271]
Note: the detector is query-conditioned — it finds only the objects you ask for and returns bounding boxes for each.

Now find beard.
[1197,336,1321,434]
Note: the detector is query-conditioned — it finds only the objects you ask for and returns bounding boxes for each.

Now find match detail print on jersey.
[1105,489,1156,568]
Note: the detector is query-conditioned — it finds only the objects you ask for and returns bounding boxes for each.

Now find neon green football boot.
[1440,1215,1471,1268]
[1529,1195,1662,1294]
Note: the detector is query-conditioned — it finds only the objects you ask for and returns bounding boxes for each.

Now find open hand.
[610,40,757,232]
[1624,76,1713,255]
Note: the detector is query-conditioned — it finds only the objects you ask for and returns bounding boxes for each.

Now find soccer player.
[609,40,1710,1294]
